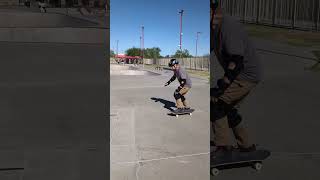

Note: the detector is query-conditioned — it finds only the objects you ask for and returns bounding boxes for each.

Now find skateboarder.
[38,0,47,13]
[210,0,262,154]
[165,59,192,113]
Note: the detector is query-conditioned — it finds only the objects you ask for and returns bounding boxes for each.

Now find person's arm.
[212,51,244,98]
[212,18,245,97]
[165,74,176,86]
[222,53,244,83]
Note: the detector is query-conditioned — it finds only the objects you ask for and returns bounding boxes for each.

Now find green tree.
[110,49,115,57]
[173,49,193,58]
[125,47,141,56]
[144,47,161,59]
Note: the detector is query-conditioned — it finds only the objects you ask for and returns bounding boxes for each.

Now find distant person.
[38,0,47,13]
[210,0,262,155]
[165,59,192,113]
[24,0,31,8]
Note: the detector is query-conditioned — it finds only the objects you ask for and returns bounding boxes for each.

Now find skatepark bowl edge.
[110,64,161,76]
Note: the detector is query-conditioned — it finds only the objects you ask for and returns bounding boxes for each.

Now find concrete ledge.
[0,11,100,28]
[0,27,107,44]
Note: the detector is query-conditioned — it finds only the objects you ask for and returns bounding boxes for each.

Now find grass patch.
[312,50,320,61]
[185,69,210,79]
[305,62,320,72]
[245,24,320,49]
[305,51,320,72]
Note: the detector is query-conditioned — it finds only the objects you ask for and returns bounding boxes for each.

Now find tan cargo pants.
[176,87,190,108]
[211,79,257,148]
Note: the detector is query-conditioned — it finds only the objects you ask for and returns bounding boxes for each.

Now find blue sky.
[110,0,210,56]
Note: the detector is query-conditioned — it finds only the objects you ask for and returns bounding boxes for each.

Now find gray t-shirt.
[174,67,192,88]
[215,14,262,83]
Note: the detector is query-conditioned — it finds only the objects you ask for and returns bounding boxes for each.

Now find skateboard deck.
[210,149,271,176]
[167,109,194,117]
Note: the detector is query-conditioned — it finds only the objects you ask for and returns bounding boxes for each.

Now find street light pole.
[178,10,184,58]
[141,25,144,69]
[140,36,142,57]
[116,40,119,56]
[195,32,201,58]
[196,32,203,70]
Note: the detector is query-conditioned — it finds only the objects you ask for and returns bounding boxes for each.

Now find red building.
[115,54,141,64]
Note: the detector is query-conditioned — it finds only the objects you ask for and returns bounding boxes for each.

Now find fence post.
[256,0,260,24]
[243,0,246,21]
[292,0,297,29]
[315,0,319,31]
[272,0,276,25]
[201,57,204,71]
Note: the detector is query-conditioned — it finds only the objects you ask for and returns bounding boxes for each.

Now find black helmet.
[168,59,179,67]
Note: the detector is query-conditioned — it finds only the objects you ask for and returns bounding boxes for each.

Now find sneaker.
[184,107,191,110]
[214,146,233,152]
[238,144,256,152]
[174,108,184,113]
[211,146,233,159]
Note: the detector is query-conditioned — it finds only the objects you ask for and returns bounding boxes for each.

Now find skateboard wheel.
[176,115,179,118]
[190,113,192,116]
[211,168,219,176]
[253,162,262,171]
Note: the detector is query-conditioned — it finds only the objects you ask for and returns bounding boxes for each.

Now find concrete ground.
[0,8,108,180]
[211,38,320,179]
[110,64,210,180]
[2,5,320,180]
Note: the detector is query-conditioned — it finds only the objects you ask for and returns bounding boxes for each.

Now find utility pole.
[140,36,142,66]
[195,32,201,58]
[178,10,184,58]
[141,25,144,69]
[116,40,119,56]
[196,32,201,70]
[140,36,142,57]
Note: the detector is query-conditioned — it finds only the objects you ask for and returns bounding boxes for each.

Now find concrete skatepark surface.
[110,64,210,180]
[110,65,160,76]
[0,9,107,44]
[0,8,108,179]
[0,11,99,27]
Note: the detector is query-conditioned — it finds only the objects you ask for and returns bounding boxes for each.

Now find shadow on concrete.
[150,97,176,112]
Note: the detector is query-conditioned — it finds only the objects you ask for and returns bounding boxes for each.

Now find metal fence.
[144,57,210,71]
[221,0,320,31]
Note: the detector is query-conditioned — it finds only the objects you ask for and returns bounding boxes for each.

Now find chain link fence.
[222,0,320,31]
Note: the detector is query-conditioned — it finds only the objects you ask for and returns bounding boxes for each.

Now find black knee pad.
[211,99,232,122]
[227,108,242,128]
[174,91,182,100]
[181,96,186,102]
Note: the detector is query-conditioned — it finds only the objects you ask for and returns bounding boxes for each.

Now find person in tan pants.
[165,59,192,113]
[211,0,262,154]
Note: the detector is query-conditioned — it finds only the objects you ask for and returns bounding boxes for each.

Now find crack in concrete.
[111,152,210,165]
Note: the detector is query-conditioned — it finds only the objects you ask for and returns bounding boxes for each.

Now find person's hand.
[164,82,170,87]
[211,96,218,103]
[211,87,224,98]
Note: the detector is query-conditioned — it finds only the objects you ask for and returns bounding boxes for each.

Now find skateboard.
[210,149,271,176]
[167,109,194,117]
